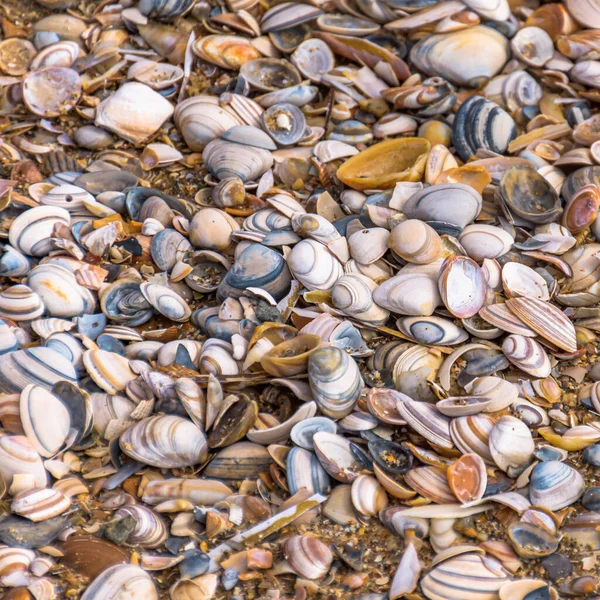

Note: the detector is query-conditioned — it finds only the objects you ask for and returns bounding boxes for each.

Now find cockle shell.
[11,488,70,522]
[410,26,511,87]
[120,415,208,468]
[489,416,535,473]
[80,564,158,600]
[95,83,174,145]
[9,206,70,257]
[502,335,551,378]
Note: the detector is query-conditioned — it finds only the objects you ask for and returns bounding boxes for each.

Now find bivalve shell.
[351,475,388,516]
[458,224,514,261]
[139,283,191,323]
[83,350,136,394]
[22,67,82,118]
[11,488,70,522]
[287,239,343,291]
[0,435,47,488]
[203,139,273,183]
[0,285,44,322]
[284,535,332,580]
[389,219,442,264]
[489,416,535,473]
[80,564,158,600]
[439,256,487,319]
[529,461,585,511]
[447,454,487,503]
[9,206,70,257]
[502,335,551,378]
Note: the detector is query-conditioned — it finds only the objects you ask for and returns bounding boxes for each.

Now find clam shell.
[80,564,158,600]
[0,285,45,322]
[286,447,331,495]
[404,466,456,504]
[287,239,343,291]
[204,442,272,480]
[529,461,585,510]
[562,184,600,234]
[450,414,496,464]
[308,346,362,419]
[11,488,70,522]
[95,83,174,145]
[458,224,514,261]
[389,219,442,264]
[502,263,549,301]
[447,454,487,503]
[120,415,208,469]
[150,229,191,272]
[291,39,335,82]
[139,283,191,323]
[331,274,389,324]
[439,256,487,319]
[348,227,390,265]
[465,376,519,413]
[193,35,260,70]
[479,303,537,338]
[396,316,468,345]
[260,103,307,146]
[396,396,453,449]
[22,67,82,117]
[502,335,551,378]
[489,415,534,473]
[312,431,364,482]
[453,96,516,162]
[511,26,554,67]
[351,475,388,516]
[505,297,577,353]
[373,269,442,316]
[0,435,47,488]
[142,478,233,505]
[203,139,273,183]
[284,534,332,580]
[9,206,70,257]
[410,26,510,87]
[239,58,302,92]
[113,505,168,548]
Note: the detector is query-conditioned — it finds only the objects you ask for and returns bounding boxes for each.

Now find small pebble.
[542,553,573,582]
[582,487,600,511]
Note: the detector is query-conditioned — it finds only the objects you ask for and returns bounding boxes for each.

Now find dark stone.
[583,487,600,512]
[542,553,573,582]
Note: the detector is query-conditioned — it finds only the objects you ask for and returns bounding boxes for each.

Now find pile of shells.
[5,0,600,598]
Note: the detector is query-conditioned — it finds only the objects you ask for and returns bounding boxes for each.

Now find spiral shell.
[120,415,208,469]
[308,346,362,419]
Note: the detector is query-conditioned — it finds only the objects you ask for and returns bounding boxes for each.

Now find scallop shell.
[529,461,585,510]
[80,565,158,600]
[439,256,487,319]
[489,415,535,473]
[9,206,70,257]
[95,83,174,145]
[120,415,208,469]
[308,346,362,419]
[11,488,70,522]
[409,26,511,87]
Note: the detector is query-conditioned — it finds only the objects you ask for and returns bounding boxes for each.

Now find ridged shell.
[439,256,487,319]
[83,350,136,394]
[421,552,511,600]
[27,263,96,318]
[489,416,534,473]
[203,139,273,183]
[11,488,70,522]
[453,96,516,162]
[529,461,585,510]
[287,239,343,291]
[80,564,158,600]
[458,224,514,261]
[502,335,551,378]
[479,303,537,338]
[0,347,77,394]
[284,534,332,580]
[308,347,362,419]
[8,206,70,257]
[506,297,577,353]
[120,415,208,468]
[0,285,45,322]
[0,435,47,488]
[410,26,511,87]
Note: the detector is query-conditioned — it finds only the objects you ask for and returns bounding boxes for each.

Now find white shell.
[459,224,514,261]
[81,564,158,600]
[9,206,70,257]
[287,239,343,291]
[489,415,534,473]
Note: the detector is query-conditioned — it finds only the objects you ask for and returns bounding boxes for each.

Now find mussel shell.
[368,439,412,474]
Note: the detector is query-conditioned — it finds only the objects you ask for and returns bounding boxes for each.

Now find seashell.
[529,461,585,511]
[396,396,453,449]
[348,227,389,265]
[447,453,487,503]
[502,70,543,111]
[193,35,260,70]
[287,239,343,291]
[500,166,561,224]
[138,0,195,19]
[261,2,322,32]
[404,466,456,504]
[139,283,191,323]
[312,431,364,482]
[142,478,232,506]
[27,263,96,318]
[0,347,78,394]
[308,347,362,419]
[502,335,551,378]
[91,393,135,438]
[22,67,82,118]
[421,552,511,600]
[0,285,45,322]
[174,96,243,152]
[465,376,519,413]
[100,280,153,328]
[80,564,158,600]
[113,505,168,548]
[30,40,79,70]
[291,39,335,82]
[199,339,239,376]
[479,303,537,338]
[562,184,600,234]
[257,84,318,109]
[389,219,442,264]
[9,206,70,257]
[409,26,511,87]
[11,488,70,522]
[286,447,331,495]
[95,83,174,145]
[0,245,33,278]
[222,126,277,151]
[261,335,321,377]
[204,442,272,480]
[458,225,514,261]
[240,58,302,92]
[203,139,273,183]
[453,96,516,162]
[284,534,332,580]
[337,138,430,191]
[140,143,183,170]
[502,263,549,301]
[331,273,389,324]
[489,416,534,473]
[511,26,554,68]
[436,396,494,417]
[150,229,190,273]
[0,435,47,488]
[499,580,558,600]
[508,522,559,559]
[401,184,482,231]
[463,0,510,21]
[218,243,291,301]
[439,256,487,319]
[450,414,496,464]
[260,104,307,147]
[351,475,388,516]
[120,415,207,468]
[373,268,442,316]
[73,127,113,152]
[83,350,136,394]
[396,316,468,346]
[505,297,577,353]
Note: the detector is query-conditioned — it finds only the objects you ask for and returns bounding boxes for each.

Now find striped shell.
[450,414,496,464]
[8,206,70,256]
[113,505,168,548]
[83,350,136,395]
[351,475,388,516]
[119,415,208,468]
[0,285,44,321]
[0,435,47,488]
[11,487,70,521]
[502,335,551,378]
[286,446,331,495]
[287,239,343,291]
[139,283,191,323]
[81,564,158,600]
[396,397,453,449]
[142,478,233,505]
[529,461,585,511]
[284,535,333,580]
